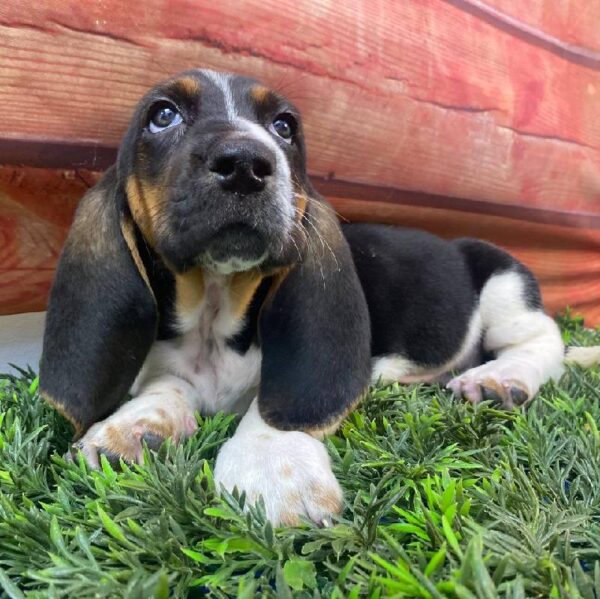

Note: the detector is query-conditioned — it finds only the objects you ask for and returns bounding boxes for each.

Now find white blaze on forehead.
[201,69,237,121]
[236,118,285,163]
[197,70,296,240]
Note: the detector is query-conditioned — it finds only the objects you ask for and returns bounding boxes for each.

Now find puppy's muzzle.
[208,138,275,195]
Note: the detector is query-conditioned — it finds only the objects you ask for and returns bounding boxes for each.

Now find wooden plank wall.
[1,0,599,323]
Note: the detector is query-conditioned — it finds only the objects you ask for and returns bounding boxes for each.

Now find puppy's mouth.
[199,223,268,274]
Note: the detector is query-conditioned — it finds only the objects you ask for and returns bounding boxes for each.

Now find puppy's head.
[119,69,309,274]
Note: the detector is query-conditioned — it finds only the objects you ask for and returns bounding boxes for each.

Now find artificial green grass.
[0,315,599,598]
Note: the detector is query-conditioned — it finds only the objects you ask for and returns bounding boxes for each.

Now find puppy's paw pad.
[140,431,167,451]
[479,378,506,404]
[505,382,530,407]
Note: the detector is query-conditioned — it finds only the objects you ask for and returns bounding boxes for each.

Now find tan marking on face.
[175,267,205,322]
[175,76,201,97]
[250,84,271,104]
[294,191,308,224]
[308,482,343,515]
[228,270,264,320]
[126,175,166,245]
[309,199,344,244]
[120,216,156,302]
[41,391,83,438]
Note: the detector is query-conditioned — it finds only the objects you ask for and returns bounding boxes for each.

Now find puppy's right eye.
[148,102,183,133]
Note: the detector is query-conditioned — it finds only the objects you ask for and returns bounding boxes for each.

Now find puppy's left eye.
[270,114,297,142]
[148,103,183,133]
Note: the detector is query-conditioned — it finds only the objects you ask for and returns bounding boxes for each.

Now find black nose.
[208,140,274,194]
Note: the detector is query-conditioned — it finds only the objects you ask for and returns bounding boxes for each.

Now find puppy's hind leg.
[448,241,564,408]
[565,346,600,368]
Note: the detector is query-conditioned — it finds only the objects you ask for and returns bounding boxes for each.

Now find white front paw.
[214,402,342,526]
[72,393,197,467]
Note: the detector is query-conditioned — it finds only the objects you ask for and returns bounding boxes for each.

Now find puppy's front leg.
[73,375,198,467]
[213,201,372,526]
[214,400,342,526]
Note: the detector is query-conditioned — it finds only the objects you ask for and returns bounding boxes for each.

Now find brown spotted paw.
[214,402,343,526]
[70,399,197,468]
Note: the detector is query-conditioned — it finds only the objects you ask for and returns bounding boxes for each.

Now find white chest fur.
[133,274,262,415]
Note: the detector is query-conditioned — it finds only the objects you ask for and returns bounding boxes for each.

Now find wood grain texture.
[0,1,598,323]
[484,0,600,52]
[1,166,599,325]
[0,167,94,314]
[0,0,599,223]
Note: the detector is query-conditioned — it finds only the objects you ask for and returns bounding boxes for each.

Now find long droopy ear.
[257,199,372,434]
[40,168,157,437]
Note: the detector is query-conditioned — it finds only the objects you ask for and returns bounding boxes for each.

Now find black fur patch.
[343,224,478,367]
[343,225,545,369]
[134,229,178,340]
[258,203,371,430]
[39,169,157,434]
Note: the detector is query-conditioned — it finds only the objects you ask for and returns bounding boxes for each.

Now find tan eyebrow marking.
[173,76,201,98]
[250,85,272,104]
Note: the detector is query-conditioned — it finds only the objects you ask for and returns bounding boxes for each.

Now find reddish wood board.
[0,0,598,323]
[0,167,94,314]
[2,166,599,324]
[1,0,599,218]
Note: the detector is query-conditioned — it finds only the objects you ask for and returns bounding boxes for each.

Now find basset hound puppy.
[40,69,570,526]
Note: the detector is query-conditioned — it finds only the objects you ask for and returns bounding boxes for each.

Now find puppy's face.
[118,70,309,273]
